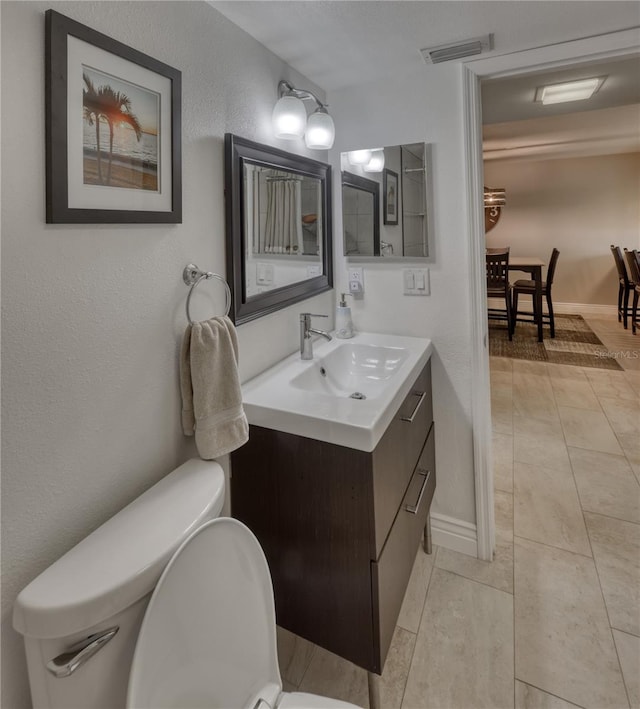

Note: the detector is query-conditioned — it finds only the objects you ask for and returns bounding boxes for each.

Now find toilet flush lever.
[251,700,273,709]
[46,626,119,678]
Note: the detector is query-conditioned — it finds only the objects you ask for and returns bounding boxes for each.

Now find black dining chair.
[611,245,634,329]
[486,250,513,341]
[623,248,640,335]
[512,248,560,338]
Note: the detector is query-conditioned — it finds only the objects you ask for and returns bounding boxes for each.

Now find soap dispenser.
[336,293,354,339]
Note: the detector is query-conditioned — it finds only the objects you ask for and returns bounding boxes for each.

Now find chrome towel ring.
[183,263,232,325]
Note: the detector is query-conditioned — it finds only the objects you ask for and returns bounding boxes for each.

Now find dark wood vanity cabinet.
[231,359,435,674]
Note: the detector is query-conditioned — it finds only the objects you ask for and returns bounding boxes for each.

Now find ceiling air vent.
[420,34,493,64]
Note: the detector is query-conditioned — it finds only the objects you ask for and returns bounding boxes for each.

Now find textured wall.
[329,64,478,531]
[0,2,331,706]
[484,153,640,305]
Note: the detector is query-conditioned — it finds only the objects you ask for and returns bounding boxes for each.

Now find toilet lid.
[127,518,282,709]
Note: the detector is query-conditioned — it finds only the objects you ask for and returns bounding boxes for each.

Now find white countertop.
[241,331,433,452]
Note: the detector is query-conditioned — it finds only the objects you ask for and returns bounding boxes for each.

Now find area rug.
[489,314,623,370]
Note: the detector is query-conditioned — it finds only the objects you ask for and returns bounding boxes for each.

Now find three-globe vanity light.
[272,80,335,149]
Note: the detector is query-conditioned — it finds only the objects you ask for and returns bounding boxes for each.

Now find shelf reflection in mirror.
[341,143,432,258]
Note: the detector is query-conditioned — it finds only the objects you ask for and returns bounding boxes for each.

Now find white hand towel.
[179,316,249,459]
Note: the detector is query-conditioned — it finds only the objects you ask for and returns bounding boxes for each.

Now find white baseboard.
[431,512,478,558]
[488,298,617,318]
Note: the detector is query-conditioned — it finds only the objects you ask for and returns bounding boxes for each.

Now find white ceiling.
[210,1,640,93]
[482,56,640,159]
[483,104,640,160]
[210,1,640,156]
[481,55,640,124]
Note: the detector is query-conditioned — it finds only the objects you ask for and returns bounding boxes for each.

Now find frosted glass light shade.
[348,149,373,166]
[272,95,306,139]
[305,111,335,149]
[363,149,385,172]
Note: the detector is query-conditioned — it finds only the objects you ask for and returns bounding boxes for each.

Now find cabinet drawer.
[371,439,435,672]
[371,359,433,557]
[399,359,433,473]
[406,425,436,548]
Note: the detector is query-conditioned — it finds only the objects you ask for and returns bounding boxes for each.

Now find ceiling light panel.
[535,77,605,105]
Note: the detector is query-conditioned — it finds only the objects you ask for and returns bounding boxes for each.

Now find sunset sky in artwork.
[83,65,160,135]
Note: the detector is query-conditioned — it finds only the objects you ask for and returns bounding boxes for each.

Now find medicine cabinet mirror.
[341,143,432,259]
[225,134,333,324]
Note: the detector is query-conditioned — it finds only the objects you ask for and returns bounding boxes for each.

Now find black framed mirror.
[342,171,380,256]
[225,134,333,325]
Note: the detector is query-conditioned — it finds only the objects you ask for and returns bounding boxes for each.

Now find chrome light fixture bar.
[272,80,335,149]
[535,77,605,105]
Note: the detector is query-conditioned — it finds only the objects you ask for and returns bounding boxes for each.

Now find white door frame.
[463,28,640,561]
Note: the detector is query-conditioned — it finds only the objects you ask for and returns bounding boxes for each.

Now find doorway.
[461,28,640,560]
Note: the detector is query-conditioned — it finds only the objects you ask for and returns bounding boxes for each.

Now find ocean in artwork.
[83,122,158,168]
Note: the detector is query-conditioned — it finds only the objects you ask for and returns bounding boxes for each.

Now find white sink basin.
[241,332,433,451]
[290,343,410,399]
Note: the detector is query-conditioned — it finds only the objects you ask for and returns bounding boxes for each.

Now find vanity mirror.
[225,134,333,324]
[341,143,432,259]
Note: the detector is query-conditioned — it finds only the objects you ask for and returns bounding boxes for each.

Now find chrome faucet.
[300,313,332,360]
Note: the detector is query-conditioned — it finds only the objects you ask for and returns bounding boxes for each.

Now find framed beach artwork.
[45,10,182,223]
[383,168,398,226]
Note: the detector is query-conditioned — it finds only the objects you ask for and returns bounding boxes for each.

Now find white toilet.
[13,459,360,709]
[127,517,360,709]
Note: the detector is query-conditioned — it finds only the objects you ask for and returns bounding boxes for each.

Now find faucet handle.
[309,313,328,318]
[300,313,327,321]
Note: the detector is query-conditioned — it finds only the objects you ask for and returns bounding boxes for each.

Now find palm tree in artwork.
[83,74,104,182]
[82,73,143,185]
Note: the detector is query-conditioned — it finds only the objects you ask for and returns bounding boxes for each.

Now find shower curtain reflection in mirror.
[265,174,303,254]
[245,164,321,257]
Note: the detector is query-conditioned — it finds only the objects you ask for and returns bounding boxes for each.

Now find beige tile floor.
[276,315,640,709]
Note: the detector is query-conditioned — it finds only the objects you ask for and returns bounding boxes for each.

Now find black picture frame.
[224,134,333,325]
[383,168,398,226]
[45,10,182,223]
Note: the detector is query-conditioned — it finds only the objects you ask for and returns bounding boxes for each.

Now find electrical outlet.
[348,267,364,298]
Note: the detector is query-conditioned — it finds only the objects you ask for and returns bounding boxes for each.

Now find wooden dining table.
[508,256,546,342]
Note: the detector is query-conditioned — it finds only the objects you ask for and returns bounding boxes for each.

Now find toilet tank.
[13,459,226,709]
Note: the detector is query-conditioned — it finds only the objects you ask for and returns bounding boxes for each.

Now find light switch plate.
[257,263,274,285]
[404,270,415,290]
[403,268,430,296]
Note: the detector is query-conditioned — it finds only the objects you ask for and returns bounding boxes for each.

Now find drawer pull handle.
[405,468,430,514]
[400,390,427,423]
